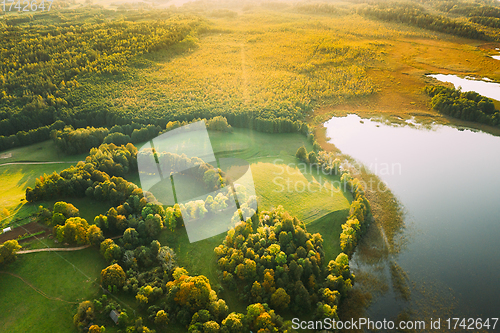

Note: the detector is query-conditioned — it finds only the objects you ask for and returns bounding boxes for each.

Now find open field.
[212,129,353,222]
[0,141,88,229]
[250,156,352,223]
[0,163,76,229]
[133,128,353,223]
[0,246,108,333]
[55,6,500,139]
[0,140,87,165]
[0,167,111,231]
[0,142,112,245]
[69,9,382,124]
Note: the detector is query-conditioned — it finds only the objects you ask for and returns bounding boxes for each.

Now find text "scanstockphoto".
[292,318,428,331]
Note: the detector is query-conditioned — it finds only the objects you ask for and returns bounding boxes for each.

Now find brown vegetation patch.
[310,37,500,131]
[0,221,48,244]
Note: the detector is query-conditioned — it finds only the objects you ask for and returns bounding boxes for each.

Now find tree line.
[339,173,371,255]
[469,16,500,29]
[425,85,500,127]
[51,116,233,155]
[51,124,161,155]
[295,146,371,255]
[433,1,500,19]
[26,143,138,202]
[360,2,499,41]
[0,120,65,152]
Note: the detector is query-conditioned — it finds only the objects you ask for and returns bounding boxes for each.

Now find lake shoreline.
[321,114,500,322]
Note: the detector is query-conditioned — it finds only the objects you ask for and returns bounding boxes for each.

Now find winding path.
[17,245,91,254]
[0,161,79,166]
[17,235,121,254]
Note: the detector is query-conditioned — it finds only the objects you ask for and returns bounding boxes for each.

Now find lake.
[325,114,500,321]
[428,74,500,102]
[493,48,500,60]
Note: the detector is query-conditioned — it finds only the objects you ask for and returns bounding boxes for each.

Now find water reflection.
[325,114,500,325]
[493,48,500,60]
[427,74,500,102]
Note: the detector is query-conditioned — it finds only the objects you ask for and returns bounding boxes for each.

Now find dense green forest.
[360,1,500,41]
[0,10,202,150]
[215,206,355,320]
[425,85,500,126]
[50,116,234,155]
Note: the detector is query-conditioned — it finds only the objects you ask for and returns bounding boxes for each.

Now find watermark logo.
[271,158,398,195]
[137,120,257,243]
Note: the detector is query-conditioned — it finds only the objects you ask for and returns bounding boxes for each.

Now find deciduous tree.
[101,264,126,289]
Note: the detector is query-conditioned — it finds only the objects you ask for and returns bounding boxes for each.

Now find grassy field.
[250,156,351,223]
[0,140,86,164]
[132,128,353,223]
[70,9,382,124]
[154,128,352,317]
[212,129,352,224]
[0,141,103,230]
[0,245,109,333]
[0,163,75,229]
[75,6,498,125]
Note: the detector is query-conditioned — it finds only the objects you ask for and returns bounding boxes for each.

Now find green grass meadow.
[0,140,89,229]
[133,128,352,223]
[0,163,75,229]
[0,246,108,333]
[155,129,352,315]
[0,140,86,164]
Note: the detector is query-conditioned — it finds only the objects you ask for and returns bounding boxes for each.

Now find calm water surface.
[493,48,500,60]
[428,74,500,102]
[325,114,500,320]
